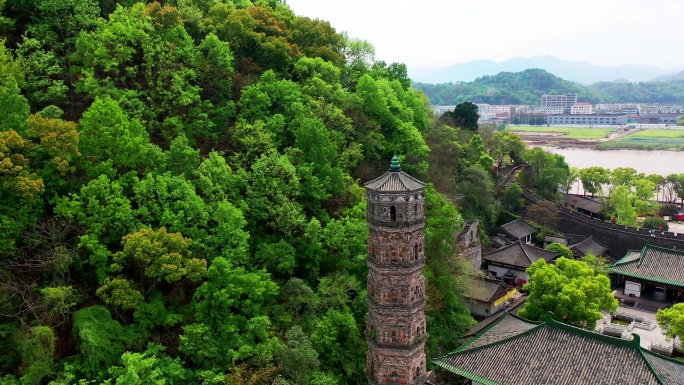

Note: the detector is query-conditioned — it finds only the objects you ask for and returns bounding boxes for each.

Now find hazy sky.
[286,0,684,70]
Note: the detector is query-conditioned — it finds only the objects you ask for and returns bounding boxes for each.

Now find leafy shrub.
[642,216,668,231]
[659,204,679,217]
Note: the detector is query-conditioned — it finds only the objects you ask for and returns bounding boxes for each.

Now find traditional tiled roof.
[562,193,603,214]
[500,218,536,239]
[363,156,426,192]
[610,243,684,287]
[569,235,608,257]
[483,242,556,269]
[490,234,513,248]
[465,277,508,303]
[461,313,539,350]
[434,313,684,385]
[461,296,529,340]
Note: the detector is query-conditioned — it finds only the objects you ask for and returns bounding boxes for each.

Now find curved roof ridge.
[520,241,556,261]
[363,170,426,192]
[520,242,534,263]
[434,311,684,385]
[575,235,594,246]
[441,312,542,356]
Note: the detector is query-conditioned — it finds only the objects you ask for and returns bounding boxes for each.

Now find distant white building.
[523,106,563,115]
[595,103,639,115]
[571,102,592,114]
[431,105,457,117]
[474,103,494,115]
[541,93,577,113]
[546,114,626,125]
[494,105,529,114]
[642,104,682,115]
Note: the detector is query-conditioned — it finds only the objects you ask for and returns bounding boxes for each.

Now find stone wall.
[555,208,684,258]
[521,188,684,258]
[457,220,482,270]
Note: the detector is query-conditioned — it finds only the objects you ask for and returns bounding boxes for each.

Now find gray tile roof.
[644,351,684,384]
[490,234,514,248]
[462,313,538,350]
[461,296,529,339]
[563,194,604,214]
[610,243,684,287]
[434,313,684,385]
[364,170,426,192]
[483,241,557,269]
[466,277,508,303]
[500,218,537,239]
[569,235,608,257]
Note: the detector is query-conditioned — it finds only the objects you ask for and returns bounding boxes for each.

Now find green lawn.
[598,129,684,150]
[610,319,630,326]
[507,126,614,140]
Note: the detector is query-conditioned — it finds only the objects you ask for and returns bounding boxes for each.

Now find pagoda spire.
[389,154,401,171]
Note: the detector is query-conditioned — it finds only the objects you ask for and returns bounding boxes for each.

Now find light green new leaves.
[0,79,30,134]
[134,173,209,241]
[78,96,151,176]
[55,174,138,278]
[181,257,279,369]
[354,74,429,173]
[519,257,618,329]
[656,303,684,342]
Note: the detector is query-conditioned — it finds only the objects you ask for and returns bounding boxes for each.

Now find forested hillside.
[414,69,684,105]
[0,1,522,384]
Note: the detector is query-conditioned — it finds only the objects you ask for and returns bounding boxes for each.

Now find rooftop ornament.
[389,154,402,171]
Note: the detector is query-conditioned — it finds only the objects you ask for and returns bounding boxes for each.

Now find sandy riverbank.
[512,132,599,149]
[512,128,635,150]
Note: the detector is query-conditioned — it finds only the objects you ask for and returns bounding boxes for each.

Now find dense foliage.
[413,68,684,105]
[656,303,684,342]
[518,257,618,330]
[0,1,511,383]
[558,165,672,227]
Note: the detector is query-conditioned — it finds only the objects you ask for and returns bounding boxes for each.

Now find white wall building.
[474,103,494,115]
[523,106,563,115]
[571,102,593,114]
[546,114,626,125]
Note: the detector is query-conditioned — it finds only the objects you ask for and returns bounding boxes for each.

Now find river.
[536,146,684,177]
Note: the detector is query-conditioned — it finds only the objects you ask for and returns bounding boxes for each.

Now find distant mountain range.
[651,71,684,82]
[409,56,684,85]
[412,69,684,106]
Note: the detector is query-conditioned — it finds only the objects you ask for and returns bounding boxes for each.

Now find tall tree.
[521,147,570,199]
[579,166,610,197]
[96,227,206,311]
[74,2,213,142]
[519,257,618,329]
[656,303,684,342]
[610,185,638,227]
[78,96,152,177]
[180,257,280,370]
[443,101,478,131]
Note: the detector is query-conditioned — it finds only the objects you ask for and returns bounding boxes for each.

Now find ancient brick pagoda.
[364,156,428,385]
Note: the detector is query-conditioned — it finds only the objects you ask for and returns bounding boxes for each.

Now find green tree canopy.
[442,101,478,131]
[579,166,610,197]
[521,147,570,199]
[181,257,280,369]
[518,257,618,329]
[545,242,571,259]
[656,303,684,342]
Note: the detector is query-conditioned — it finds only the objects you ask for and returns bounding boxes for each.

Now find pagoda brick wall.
[365,188,427,385]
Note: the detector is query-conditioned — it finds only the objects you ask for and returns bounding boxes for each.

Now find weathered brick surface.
[365,184,427,385]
